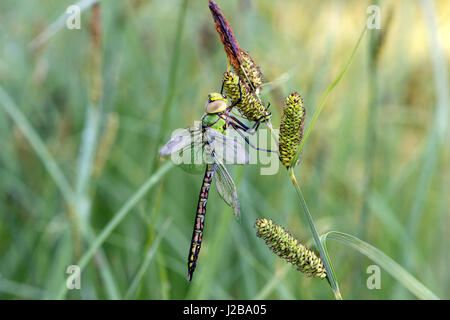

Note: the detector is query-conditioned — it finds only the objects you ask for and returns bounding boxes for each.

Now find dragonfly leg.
[230,122,278,154]
[229,114,267,134]
[251,114,267,132]
[220,78,225,95]
[254,102,273,131]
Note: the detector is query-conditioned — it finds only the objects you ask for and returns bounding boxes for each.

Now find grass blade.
[288,168,341,300]
[292,25,367,165]
[320,231,439,300]
[0,87,75,205]
[0,278,45,299]
[125,218,172,298]
[29,0,100,49]
[55,161,174,299]
[254,265,290,300]
[149,0,189,173]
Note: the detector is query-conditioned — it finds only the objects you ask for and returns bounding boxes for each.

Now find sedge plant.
[208,0,439,300]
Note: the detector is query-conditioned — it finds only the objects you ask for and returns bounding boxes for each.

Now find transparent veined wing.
[159,123,202,157]
[213,155,240,220]
[159,123,208,174]
[205,128,249,165]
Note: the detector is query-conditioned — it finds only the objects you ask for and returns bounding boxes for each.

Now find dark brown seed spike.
[209,0,242,71]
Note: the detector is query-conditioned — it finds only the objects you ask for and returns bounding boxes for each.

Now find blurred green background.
[0,0,449,299]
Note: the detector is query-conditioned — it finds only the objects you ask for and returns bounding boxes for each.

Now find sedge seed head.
[223,71,271,122]
[238,50,264,93]
[278,92,305,168]
[209,1,264,94]
[209,0,243,73]
[255,218,327,279]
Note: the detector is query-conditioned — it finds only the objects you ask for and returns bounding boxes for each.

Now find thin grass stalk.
[0,278,46,299]
[254,264,290,300]
[125,218,172,298]
[0,87,75,205]
[395,0,450,296]
[288,167,342,300]
[144,0,190,286]
[75,3,104,243]
[359,1,380,242]
[149,0,188,174]
[406,0,449,245]
[147,182,171,299]
[55,161,174,299]
[71,4,122,299]
[147,0,189,299]
[237,246,294,299]
[355,6,381,294]
[145,0,188,230]
[137,1,188,297]
[0,81,123,299]
[321,231,439,300]
[29,0,101,49]
[293,26,367,165]
[88,228,121,299]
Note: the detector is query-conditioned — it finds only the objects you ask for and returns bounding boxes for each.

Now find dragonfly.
[160,92,262,281]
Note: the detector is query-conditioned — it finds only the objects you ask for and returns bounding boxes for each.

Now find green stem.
[292,26,367,165]
[55,161,174,299]
[321,231,439,300]
[288,167,342,300]
[360,14,378,240]
[145,0,188,220]
[0,87,75,206]
[265,119,279,145]
[150,0,189,173]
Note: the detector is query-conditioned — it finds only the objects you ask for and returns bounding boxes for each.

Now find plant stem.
[288,167,342,300]
[145,0,188,223]
[292,26,367,166]
[321,231,439,300]
[265,119,279,145]
[55,161,174,299]
[359,10,379,241]
[149,0,188,174]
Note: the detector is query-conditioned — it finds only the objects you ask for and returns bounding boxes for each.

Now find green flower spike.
[278,92,305,168]
[223,71,271,123]
[239,50,264,94]
[255,218,327,279]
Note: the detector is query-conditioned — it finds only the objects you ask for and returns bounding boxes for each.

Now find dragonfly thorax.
[205,92,228,114]
[201,113,227,133]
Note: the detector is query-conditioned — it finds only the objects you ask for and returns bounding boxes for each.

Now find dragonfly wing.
[205,128,249,165]
[159,124,211,174]
[214,159,240,220]
[159,125,202,157]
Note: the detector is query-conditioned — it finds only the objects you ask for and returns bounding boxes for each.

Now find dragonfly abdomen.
[187,163,216,281]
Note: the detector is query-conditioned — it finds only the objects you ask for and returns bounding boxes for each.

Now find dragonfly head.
[205,92,228,114]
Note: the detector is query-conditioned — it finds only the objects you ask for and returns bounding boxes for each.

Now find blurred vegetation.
[0,0,448,299]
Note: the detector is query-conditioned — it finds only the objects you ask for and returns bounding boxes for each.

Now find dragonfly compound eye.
[205,93,228,113]
[205,100,227,113]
